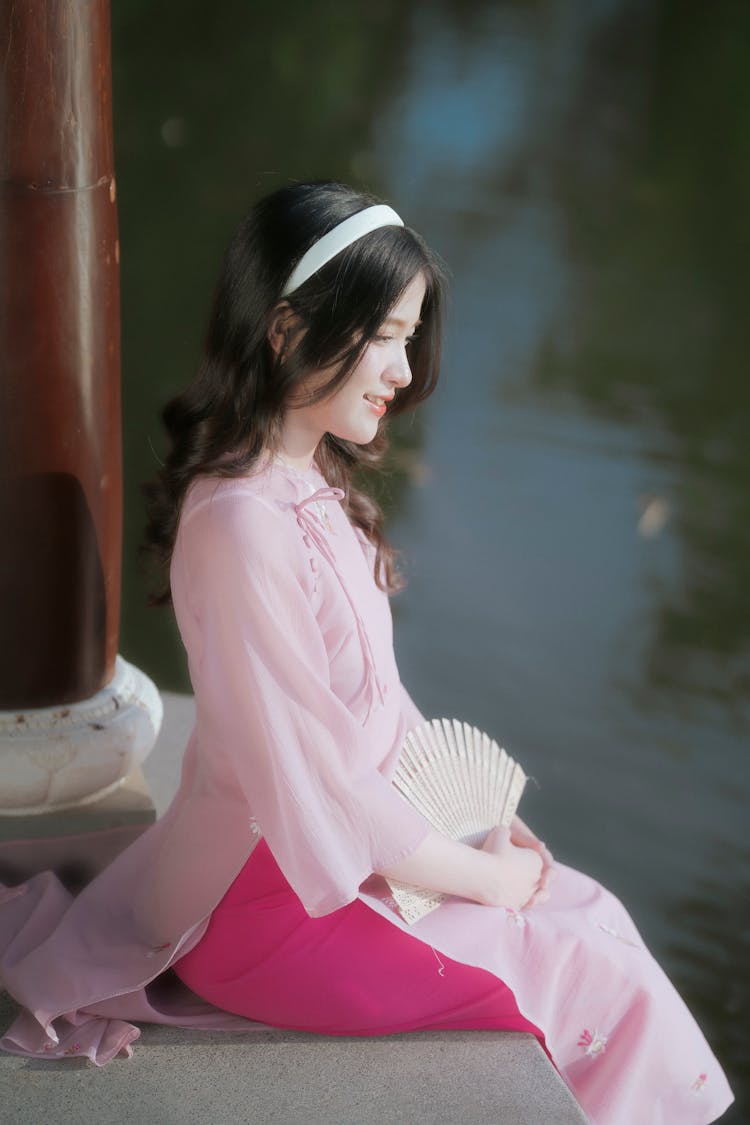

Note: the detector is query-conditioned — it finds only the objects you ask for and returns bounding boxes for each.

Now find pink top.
[168,454,432,917]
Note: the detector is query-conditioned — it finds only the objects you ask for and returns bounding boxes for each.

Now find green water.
[113,1,749,1112]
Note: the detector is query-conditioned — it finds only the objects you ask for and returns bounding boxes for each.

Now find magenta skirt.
[174,838,545,1041]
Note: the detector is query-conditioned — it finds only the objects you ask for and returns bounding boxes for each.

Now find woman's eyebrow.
[384,316,423,329]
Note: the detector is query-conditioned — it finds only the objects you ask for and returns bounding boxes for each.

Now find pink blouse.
[169,455,432,916]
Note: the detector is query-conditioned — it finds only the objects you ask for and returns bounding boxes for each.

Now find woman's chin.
[330,422,380,445]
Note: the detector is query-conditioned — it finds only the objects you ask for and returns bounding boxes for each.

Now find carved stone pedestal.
[0,655,162,889]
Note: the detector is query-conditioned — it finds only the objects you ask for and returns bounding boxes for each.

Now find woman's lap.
[173,838,544,1040]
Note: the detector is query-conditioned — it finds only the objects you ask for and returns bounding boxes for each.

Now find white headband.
[281,204,404,297]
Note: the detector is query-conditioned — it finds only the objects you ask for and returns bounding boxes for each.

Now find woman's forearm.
[375,829,497,905]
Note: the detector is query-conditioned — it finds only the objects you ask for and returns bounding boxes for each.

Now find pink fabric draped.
[0,455,734,1125]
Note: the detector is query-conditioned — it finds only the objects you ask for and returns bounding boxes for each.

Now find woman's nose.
[386,345,413,388]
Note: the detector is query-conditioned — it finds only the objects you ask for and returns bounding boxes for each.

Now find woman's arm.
[390,686,549,910]
[376,825,543,912]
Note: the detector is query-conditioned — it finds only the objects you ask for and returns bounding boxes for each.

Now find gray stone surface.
[0,691,589,1124]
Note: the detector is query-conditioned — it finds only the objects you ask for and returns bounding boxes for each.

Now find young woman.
[0,181,733,1124]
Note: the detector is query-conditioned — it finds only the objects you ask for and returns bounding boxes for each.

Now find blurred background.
[112,0,748,1115]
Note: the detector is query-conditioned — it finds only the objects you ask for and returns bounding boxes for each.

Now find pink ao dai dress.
[0,455,734,1124]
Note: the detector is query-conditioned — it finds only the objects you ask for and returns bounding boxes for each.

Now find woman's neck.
[271,449,317,474]
[274,415,324,473]
[271,439,320,473]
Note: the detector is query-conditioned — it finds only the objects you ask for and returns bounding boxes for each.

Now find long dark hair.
[140,180,449,606]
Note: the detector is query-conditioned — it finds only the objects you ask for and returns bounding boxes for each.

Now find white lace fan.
[385,718,527,924]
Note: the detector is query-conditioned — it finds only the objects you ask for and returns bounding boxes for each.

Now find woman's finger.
[480,824,511,855]
[539,863,556,891]
[510,823,534,849]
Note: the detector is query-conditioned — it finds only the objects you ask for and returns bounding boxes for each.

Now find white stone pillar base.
[0,767,157,891]
[0,655,163,815]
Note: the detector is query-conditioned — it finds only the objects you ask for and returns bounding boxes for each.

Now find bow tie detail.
[294,487,386,723]
[295,487,346,531]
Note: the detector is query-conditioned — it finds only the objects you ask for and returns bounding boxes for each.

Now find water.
[114,0,749,1113]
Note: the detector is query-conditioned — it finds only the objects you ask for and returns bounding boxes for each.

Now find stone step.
[0,991,587,1123]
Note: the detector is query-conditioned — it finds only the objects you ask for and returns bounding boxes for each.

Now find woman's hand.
[479,825,544,911]
[508,815,557,907]
[376,821,554,911]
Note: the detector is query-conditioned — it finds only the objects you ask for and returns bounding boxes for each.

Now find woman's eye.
[374,333,420,345]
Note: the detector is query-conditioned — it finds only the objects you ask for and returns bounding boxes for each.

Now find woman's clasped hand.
[479,818,556,912]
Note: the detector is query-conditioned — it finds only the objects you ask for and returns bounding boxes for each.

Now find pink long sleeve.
[397,681,427,734]
[173,485,431,917]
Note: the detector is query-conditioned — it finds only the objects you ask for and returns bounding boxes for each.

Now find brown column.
[0,0,121,709]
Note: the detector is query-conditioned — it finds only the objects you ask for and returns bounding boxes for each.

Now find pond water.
[114,0,749,1113]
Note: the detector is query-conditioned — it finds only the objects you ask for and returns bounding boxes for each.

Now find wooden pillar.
[0,1,160,864]
[0,0,120,706]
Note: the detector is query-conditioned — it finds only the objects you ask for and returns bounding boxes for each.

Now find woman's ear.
[267,302,302,362]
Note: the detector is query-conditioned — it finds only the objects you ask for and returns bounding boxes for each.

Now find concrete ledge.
[0,991,587,1124]
[0,693,589,1124]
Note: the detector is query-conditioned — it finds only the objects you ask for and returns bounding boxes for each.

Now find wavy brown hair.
[140,180,449,606]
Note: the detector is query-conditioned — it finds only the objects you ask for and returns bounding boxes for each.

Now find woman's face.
[280,271,427,456]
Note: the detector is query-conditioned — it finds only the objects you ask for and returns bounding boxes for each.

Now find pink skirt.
[174,838,546,1042]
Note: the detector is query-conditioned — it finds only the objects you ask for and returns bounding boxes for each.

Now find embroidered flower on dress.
[249,816,261,837]
[63,1042,81,1055]
[691,1073,708,1094]
[596,921,640,948]
[505,908,527,928]
[578,1028,609,1057]
[145,941,172,958]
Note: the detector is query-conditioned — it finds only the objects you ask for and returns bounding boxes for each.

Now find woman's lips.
[364,394,390,417]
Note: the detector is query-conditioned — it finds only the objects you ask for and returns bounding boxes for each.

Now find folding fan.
[385,718,527,924]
